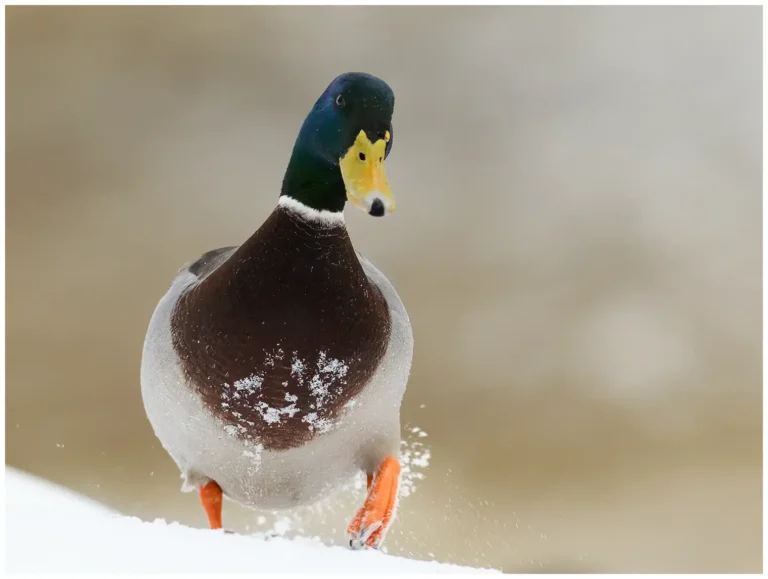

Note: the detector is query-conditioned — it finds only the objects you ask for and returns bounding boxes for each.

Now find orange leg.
[199,480,223,530]
[348,456,400,549]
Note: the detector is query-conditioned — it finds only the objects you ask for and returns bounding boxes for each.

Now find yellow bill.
[340,130,396,216]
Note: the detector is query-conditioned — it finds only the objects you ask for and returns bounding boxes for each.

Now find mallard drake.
[141,72,413,550]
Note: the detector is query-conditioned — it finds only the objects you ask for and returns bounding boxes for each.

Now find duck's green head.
[280,72,396,217]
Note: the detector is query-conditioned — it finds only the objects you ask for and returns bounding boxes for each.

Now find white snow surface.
[6,467,497,573]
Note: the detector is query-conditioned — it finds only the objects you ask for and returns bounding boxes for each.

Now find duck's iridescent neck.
[280,132,347,214]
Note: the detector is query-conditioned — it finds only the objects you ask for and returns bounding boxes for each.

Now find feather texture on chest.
[170,206,391,451]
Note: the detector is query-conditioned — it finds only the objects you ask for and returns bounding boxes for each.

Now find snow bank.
[5,467,496,573]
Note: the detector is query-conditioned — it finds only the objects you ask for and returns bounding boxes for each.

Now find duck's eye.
[359,152,366,161]
[335,94,345,108]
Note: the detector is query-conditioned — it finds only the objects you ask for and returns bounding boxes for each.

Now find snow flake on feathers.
[216,349,350,435]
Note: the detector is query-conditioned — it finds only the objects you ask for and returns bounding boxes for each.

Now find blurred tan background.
[5,6,761,573]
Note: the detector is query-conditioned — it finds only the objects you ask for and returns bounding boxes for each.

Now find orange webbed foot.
[199,480,223,530]
[348,456,400,549]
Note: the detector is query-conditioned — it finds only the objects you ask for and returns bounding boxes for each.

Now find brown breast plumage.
[170,206,391,451]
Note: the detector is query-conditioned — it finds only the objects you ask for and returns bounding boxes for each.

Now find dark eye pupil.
[335,94,345,107]
[359,152,366,161]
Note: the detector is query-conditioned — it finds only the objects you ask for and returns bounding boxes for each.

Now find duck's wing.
[178,246,238,282]
[357,253,412,337]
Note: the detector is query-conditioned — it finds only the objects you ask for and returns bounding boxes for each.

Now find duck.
[140,72,413,550]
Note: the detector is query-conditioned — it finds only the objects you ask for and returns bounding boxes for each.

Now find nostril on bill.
[369,198,385,217]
